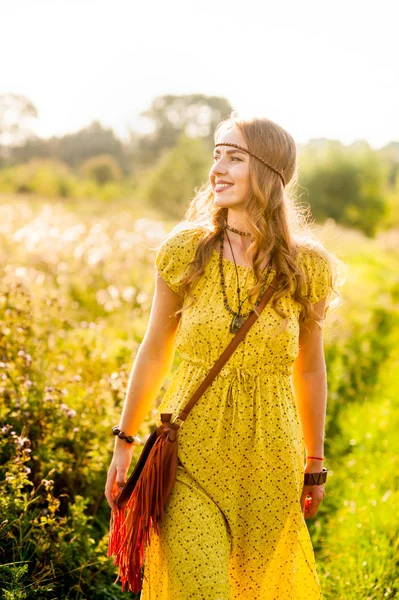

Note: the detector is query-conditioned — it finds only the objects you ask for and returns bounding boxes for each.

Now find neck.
[225,210,252,249]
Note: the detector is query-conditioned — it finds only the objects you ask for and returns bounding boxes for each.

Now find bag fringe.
[108,429,178,593]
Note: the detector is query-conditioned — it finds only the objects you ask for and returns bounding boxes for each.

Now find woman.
[105,112,341,599]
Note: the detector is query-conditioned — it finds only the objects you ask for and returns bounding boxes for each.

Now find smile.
[214,183,234,192]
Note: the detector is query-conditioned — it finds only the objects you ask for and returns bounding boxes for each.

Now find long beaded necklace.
[219,225,273,333]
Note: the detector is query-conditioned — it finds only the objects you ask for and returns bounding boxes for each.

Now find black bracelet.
[112,426,140,445]
[304,467,328,485]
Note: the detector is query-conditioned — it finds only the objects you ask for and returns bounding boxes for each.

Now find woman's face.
[209,126,251,212]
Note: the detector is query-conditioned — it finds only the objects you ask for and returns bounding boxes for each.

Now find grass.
[315,340,399,599]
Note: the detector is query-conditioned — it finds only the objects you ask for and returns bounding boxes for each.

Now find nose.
[210,156,228,176]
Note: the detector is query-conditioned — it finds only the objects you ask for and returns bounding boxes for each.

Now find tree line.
[1,92,398,236]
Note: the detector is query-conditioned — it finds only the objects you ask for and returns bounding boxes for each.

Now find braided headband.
[214,142,286,187]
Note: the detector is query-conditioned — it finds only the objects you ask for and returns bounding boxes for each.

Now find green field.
[0,193,398,599]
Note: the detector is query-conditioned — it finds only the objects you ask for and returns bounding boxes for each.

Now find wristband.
[304,467,327,486]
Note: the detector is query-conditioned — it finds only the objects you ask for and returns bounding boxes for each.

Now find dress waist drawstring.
[179,353,292,408]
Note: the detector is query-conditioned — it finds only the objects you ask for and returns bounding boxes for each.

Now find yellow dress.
[141,227,332,600]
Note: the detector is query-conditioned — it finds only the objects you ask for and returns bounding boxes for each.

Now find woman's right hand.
[104,444,135,512]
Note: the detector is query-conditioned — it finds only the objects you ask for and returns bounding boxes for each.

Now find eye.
[212,155,242,162]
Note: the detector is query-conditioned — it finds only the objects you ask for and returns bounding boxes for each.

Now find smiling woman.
[105,110,343,599]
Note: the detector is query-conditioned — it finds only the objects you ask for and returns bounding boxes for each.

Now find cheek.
[237,166,251,189]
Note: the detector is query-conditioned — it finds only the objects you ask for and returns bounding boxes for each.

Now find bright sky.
[1,0,398,149]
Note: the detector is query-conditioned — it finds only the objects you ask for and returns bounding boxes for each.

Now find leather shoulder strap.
[171,274,281,427]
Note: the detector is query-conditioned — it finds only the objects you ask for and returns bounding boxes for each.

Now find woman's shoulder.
[154,223,207,295]
[158,223,205,250]
[294,236,333,269]
[155,223,207,263]
[293,236,335,304]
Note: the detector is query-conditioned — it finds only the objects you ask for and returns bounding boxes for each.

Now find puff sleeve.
[296,245,333,304]
[155,228,203,296]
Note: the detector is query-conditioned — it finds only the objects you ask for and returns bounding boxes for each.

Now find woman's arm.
[291,297,328,472]
[116,272,182,441]
[291,297,328,519]
[104,271,183,510]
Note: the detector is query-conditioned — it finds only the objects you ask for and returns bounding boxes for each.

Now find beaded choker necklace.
[224,222,252,237]
[219,227,273,333]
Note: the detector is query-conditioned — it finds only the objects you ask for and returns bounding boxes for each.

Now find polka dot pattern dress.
[141,227,332,600]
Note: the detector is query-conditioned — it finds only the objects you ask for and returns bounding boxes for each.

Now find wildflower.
[42,479,54,490]
[17,436,30,447]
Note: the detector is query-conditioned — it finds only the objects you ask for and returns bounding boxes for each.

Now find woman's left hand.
[300,483,325,520]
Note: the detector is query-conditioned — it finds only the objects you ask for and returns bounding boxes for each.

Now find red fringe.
[108,429,178,594]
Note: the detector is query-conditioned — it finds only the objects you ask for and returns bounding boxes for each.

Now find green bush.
[0,158,128,203]
[0,159,77,198]
[299,143,390,237]
[79,155,123,186]
[137,132,211,218]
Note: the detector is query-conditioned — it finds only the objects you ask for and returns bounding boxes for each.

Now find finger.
[304,499,314,519]
[300,489,311,513]
[115,466,128,491]
[303,488,315,516]
[104,467,119,511]
[305,498,322,519]
[109,473,127,508]
[104,486,118,512]
[308,492,324,509]
[305,508,318,520]
[300,487,309,502]
[112,480,125,498]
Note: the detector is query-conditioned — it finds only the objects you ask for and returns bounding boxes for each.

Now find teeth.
[215,183,232,188]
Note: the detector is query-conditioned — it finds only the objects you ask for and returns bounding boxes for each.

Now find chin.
[213,197,243,210]
[214,201,234,211]
[213,194,234,204]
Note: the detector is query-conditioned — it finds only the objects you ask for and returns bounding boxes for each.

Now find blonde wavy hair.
[162,111,342,327]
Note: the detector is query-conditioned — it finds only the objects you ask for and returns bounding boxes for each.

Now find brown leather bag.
[108,274,280,593]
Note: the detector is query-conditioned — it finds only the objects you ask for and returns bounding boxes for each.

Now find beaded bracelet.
[112,426,141,445]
